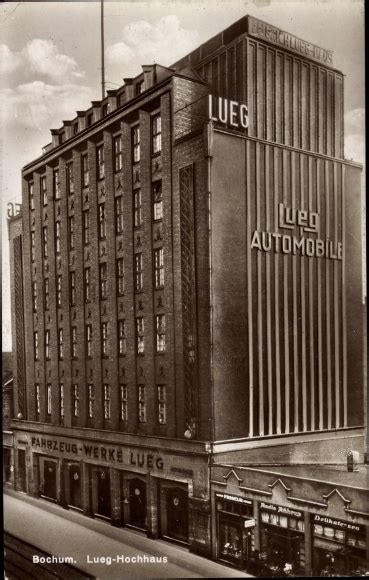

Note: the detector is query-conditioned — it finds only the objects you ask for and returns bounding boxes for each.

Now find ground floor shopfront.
[211,464,369,577]
[10,423,211,557]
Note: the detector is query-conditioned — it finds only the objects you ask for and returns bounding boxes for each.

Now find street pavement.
[4,490,252,579]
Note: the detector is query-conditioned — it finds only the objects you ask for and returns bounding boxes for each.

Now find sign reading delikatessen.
[30,435,164,470]
[251,203,343,260]
[313,514,363,533]
[248,16,333,67]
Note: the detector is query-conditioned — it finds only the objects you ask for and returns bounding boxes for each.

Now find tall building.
[7,14,367,576]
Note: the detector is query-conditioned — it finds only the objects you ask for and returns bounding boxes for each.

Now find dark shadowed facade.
[6,15,367,576]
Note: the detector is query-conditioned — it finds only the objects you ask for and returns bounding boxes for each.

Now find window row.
[33,315,166,360]
[28,115,162,208]
[31,249,164,312]
[30,181,163,261]
[36,383,166,423]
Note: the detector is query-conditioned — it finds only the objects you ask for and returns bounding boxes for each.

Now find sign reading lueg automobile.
[251,203,343,260]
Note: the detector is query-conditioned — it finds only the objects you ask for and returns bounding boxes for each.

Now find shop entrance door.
[218,513,244,567]
[166,487,189,543]
[69,464,82,509]
[96,468,111,518]
[43,460,57,500]
[128,478,147,530]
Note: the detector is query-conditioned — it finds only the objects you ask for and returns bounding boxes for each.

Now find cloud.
[23,39,85,82]
[0,44,22,75]
[106,15,199,78]
[344,108,365,163]
[1,81,94,130]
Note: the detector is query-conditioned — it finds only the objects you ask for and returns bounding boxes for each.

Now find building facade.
[7,14,367,574]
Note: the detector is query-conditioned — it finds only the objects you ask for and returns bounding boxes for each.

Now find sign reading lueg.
[209,95,249,129]
[251,203,343,260]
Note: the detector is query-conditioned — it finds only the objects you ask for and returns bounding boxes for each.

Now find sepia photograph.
[1,0,366,577]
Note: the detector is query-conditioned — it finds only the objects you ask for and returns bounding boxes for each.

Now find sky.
[0,0,365,351]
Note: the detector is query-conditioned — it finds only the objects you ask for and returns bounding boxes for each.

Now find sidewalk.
[4,490,251,579]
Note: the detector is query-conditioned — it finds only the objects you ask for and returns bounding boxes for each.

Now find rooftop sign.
[248,16,333,67]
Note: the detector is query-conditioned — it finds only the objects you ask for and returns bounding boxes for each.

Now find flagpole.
[101,0,105,99]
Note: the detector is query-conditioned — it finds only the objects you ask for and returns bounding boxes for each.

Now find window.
[55,221,61,253]
[83,210,90,244]
[134,253,143,291]
[45,329,50,360]
[136,80,144,95]
[82,154,89,187]
[54,169,60,199]
[86,324,92,357]
[104,384,111,419]
[35,384,40,415]
[43,226,48,258]
[73,384,79,417]
[132,126,140,163]
[31,231,36,262]
[60,384,64,417]
[152,114,162,154]
[59,132,65,145]
[99,203,106,239]
[34,331,39,360]
[29,182,34,210]
[120,385,128,421]
[114,135,122,172]
[70,271,76,306]
[47,384,52,415]
[154,248,164,288]
[115,196,123,234]
[117,258,124,296]
[84,267,91,302]
[57,275,62,307]
[88,384,94,418]
[32,281,37,312]
[158,385,166,424]
[97,145,105,180]
[100,262,107,299]
[156,314,166,352]
[58,328,63,359]
[71,326,77,358]
[44,278,49,310]
[138,385,146,422]
[41,175,47,205]
[73,122,78,135]
[102,322,108,356]
[87,112,93,127]
[102,103,110,117]
[153,180,163,221]
[134,189,142,227]
[136,317,144,354]
[66,162,74,195]
[69,216,74,249]
[118,319,126,356]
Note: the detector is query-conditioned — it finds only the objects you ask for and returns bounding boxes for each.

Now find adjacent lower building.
[6,13,367,574]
